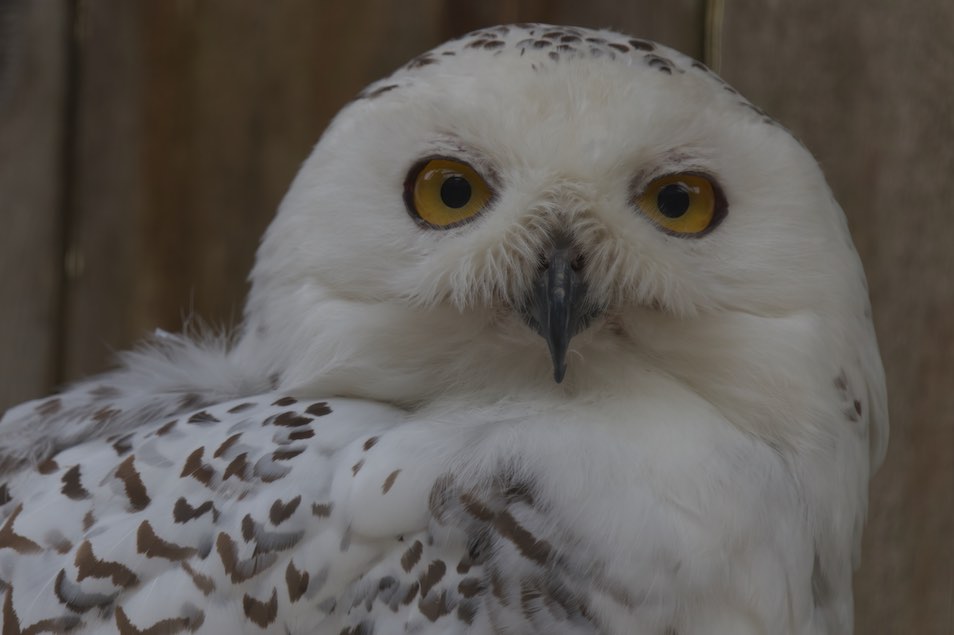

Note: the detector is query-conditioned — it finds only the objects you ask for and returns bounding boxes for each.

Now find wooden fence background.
[0,1,951,632]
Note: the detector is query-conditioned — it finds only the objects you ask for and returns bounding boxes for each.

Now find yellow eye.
[636,173,725,236]
[405,158,493,229]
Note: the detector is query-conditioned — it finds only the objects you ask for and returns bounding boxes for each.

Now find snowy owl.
[0,24,886,635]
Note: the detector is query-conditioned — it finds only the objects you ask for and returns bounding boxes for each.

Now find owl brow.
[630,150,713,188]
[424,135,501,186]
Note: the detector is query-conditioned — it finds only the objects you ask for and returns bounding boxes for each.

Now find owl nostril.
[538,254,550,271]
[570,253,585,272]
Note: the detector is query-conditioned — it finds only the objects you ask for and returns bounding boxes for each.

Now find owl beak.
[522,235,589,383]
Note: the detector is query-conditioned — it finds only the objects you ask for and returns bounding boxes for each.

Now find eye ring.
[634,172,727,237]
[404,157,495,229]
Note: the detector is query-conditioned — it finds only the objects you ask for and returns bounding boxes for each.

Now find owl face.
[243,25,876,438]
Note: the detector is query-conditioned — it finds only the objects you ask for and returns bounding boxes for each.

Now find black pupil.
[656,183,691,218]
[440,176,472,209]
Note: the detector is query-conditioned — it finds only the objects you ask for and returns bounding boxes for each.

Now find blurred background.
[0,1,951,632]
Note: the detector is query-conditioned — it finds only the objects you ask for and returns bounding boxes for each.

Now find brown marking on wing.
[75,540,139,587]
[3,581,21,629]
[362,436,379,451]
[459,492,494,521]
[418,589,452,621]
[47,534,73,555]
[181,561,215,596]
[114,605,202,635]
[115,456,151,511]
[270,412,311,428]
[272,448,304,461]
[187,411,219,425]
[36,458,59,475]
[494,509,553,565]
[222,453,249,481]
[269,496,301,526]
[82,510,95,532]
[241,515,303,554]
[180,448,215,486]
[212,433,242,458]
[0,504,41,554]
[458,577,484,598]
[418,560,446,598]
[304,402,331,417]
[155,421,177,436]
[242,588,278,628]
[402,581,420,605]
[172,498,217,524]
[271,397,297,406]
[401,540,423,573]
[285,560,309,603]
[53,569,114,615]
[5,581,84,632]
[311,502,333,518]
[111,434,134,456]
[216,532,276,583]
[136,520,197,561]
[92,407,121,423]
[60,465,91,500]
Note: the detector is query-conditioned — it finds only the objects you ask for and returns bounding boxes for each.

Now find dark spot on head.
[629,38,655,51]
[645,54,673,74]
[608,42,630,53]
[406,54,437,69]
[382,469,401,494]
[363,83,399,100]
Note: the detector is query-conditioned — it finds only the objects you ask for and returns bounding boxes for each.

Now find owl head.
[236,25,886,459]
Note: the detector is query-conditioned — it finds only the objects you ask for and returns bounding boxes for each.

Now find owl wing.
[0,389,472,634]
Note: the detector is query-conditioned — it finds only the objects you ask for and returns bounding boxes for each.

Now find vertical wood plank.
[719,2,954,633]
[61,0,143,383]
[0,0,68,410]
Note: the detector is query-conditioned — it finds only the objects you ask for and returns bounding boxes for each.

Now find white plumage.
[0,24,886,634]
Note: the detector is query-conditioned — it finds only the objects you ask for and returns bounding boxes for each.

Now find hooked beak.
[521,234,593,383]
